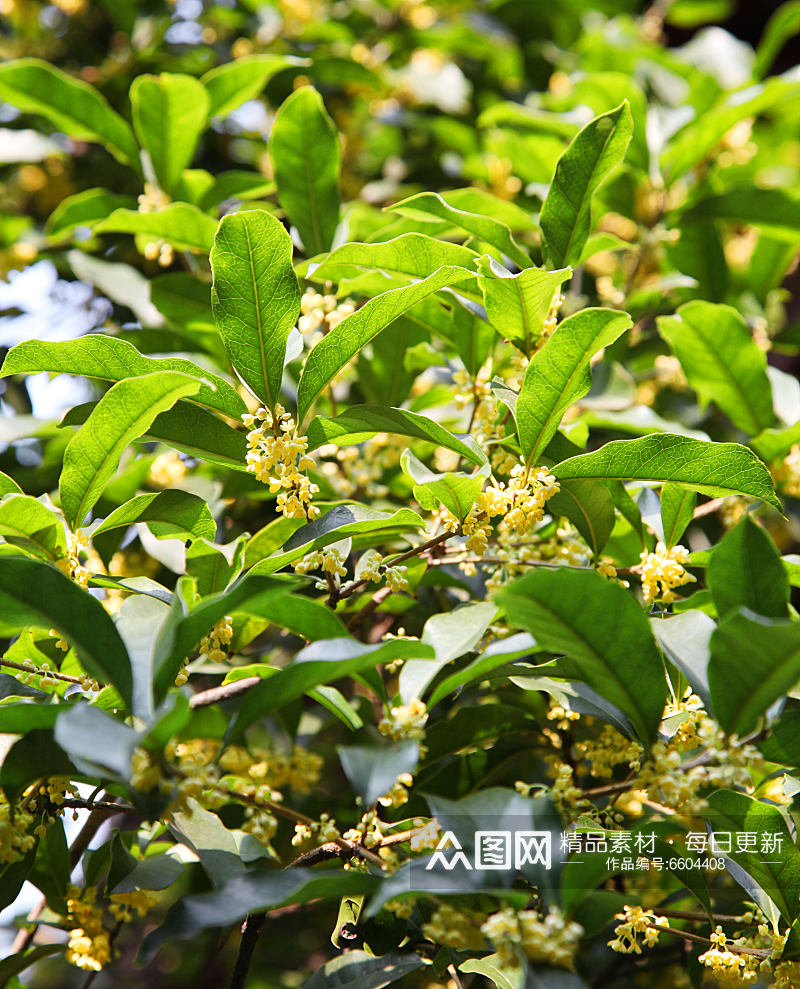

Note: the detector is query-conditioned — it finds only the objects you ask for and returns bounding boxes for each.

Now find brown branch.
[0,657,88,686]
[337,530,452,603]
[189,677,262,708]
[229,912,266,989]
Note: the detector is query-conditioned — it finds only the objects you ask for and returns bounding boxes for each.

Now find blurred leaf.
[540,101,633,269]
[660,482,696,549]
[201,54,297,118]
[754,1,800,78]
[683,187,800,241]
[54,704,138,778]
[210,209,301,412]
[338,741,419,805]
[46,189,137,241]
[0,58,138,164]
[270,86,340,257]
[95,204,218,254]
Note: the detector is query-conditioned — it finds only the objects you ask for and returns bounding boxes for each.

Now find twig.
[337,531,452,603]
[0,657,87,685]
[229,912,266,989]
[190,677,262,708]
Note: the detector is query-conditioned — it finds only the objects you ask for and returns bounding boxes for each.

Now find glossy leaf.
[657,301,775,436]
[0,494,66,561]
[95,204,218,254]
[92,490,217,542]
[311,233,478,284]
[0,58,138,164]
[46,189,137,240]
[401,450,487,521]
[307,406,486,466]
[517,308,632,464]
[478,256,571,354]
[59,371,202,530]
[297,266,474,423]
[0,557,132,709]
[547,479,616,558]
[708,515,788,619]
[551,434,781,510]
[540,101,633,269]
[2,334,245,419]
[130,73,210,194]
[210,209,301,412]
[269,86,340,257]
[498,568,667,744]
[660,482,696,548]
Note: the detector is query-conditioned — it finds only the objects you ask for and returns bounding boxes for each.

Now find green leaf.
[210,209,301,412]
[2,334,245,419]
[708,516,788,619]
[706,789,800,925]
[232,637,434,736]
[61,400,248,473]
[478,256,571,354]
[754,1,800,77]
[249,506,425,575]
[709,612,800,735]
[269,86,340,257]
[0,471,23,496]
[0,558,132,709]
[460,952,527,989]
[517,308,632,464]
[129,73,210,194]
[547,479,616,558]
[338,741,419,805]
[657,301,776,436]
[45,188,137,241]
[94,204,218,254]
[201,54,296,118]
[427,632,538,708]
[652,610,714,706]
[185,537,246,596]
[401,449,487,520]
[552,434,780,510]
[498,568,667,744]
[0,494,66,562]
[0,58,138,165]
[385,191,531,270]
[307,406,486,466]
[540,101,633,269]
[198,170,276,211]
[152,574,292,699]
[297,266,474,424]
[683,187,800,242]
[92,490,216,542]
[59,372,202,530]
[0,945,62,984]
[305,951,424,989]
[311,233,478,285]
[660,482,696,549]
[54,704,139,777]
[759,709,800,766]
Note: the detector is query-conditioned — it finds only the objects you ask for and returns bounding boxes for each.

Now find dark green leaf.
[547,479,616,558]
[708,516,788,619]
[660,482,696,548]
[92,490,216,542]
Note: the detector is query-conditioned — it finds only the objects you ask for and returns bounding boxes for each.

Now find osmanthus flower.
[137,181,173,267]
[379,698,428,741]
[772,443,800,498]
[608,904,669,954]
[638,541,696,603]
[242,404,319,520]
[64,885,112,972]
[297,287,356,342]
[424,903,487,952]
[697,927,758,984]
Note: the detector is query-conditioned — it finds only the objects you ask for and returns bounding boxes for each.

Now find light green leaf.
[683,187,800,241]
[709,612,800,735]
[61,400,248,472]
[754,1,800,77]
[307,405,486,466]
[249,506,425,575]
[94,204,218,254]
[478,256,571,354]
[547,479,616,558]
[552,434,780,510]
[59,371,202,530]
[269,86,340,257]
[311,233,478,284]
[92,490,216,542]
[657,301,775,436]
[186,537,246,596]
[2,334,245,419]
[0,557,132,709]
[201,54,296,118]
[706,789,800,925]
[130,73,210,194]
[708,516,788,619]
[297,266,474,424]
[660,482,696,549]
[199,170,276,211]
[540,101,633,269]
[517,308,632,464]
[460,952,526,989]
[498,568,667,744]
[385,191,531,270]
[210,209,301,412]
[0,471,23,496]
[0,58,138,164]
[0,494,66,562]
[401,449,487,521]
[46,189,137,241]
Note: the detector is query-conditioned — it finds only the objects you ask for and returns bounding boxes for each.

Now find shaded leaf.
[708,516,788,619]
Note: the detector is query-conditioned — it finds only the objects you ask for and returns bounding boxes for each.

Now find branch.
[190,676,262,708]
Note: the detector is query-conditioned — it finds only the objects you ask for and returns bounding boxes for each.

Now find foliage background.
[1,1,800,988]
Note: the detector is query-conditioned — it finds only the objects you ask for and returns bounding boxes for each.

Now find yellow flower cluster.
[538,291,566,348]
[424,903,486,951]
[148,449,186,488]
[608,904,669,954]
[479,906,583,968]
[219,743,322,794]
[0,794,35,864]
[108,888,161,923]
[297,288,356,341]
[639,541,696,603]
[342,808,384,849]
[294,546,349,591]
[243,404,319,520]
[199,615,234,663]
[409,818,441,852]
[56,528,92,590]
[662,687,706,748]
[771,961,800,988]
[291,811,340,847]
[575,725,643,778]
[379,698,428,741]
[378,772,414,808]
[698,927,758,984]
[138,182,173,267]
[773,445,800,498]
[505,464,561,534]
[320,434,406,499]
[65,885,111,972]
